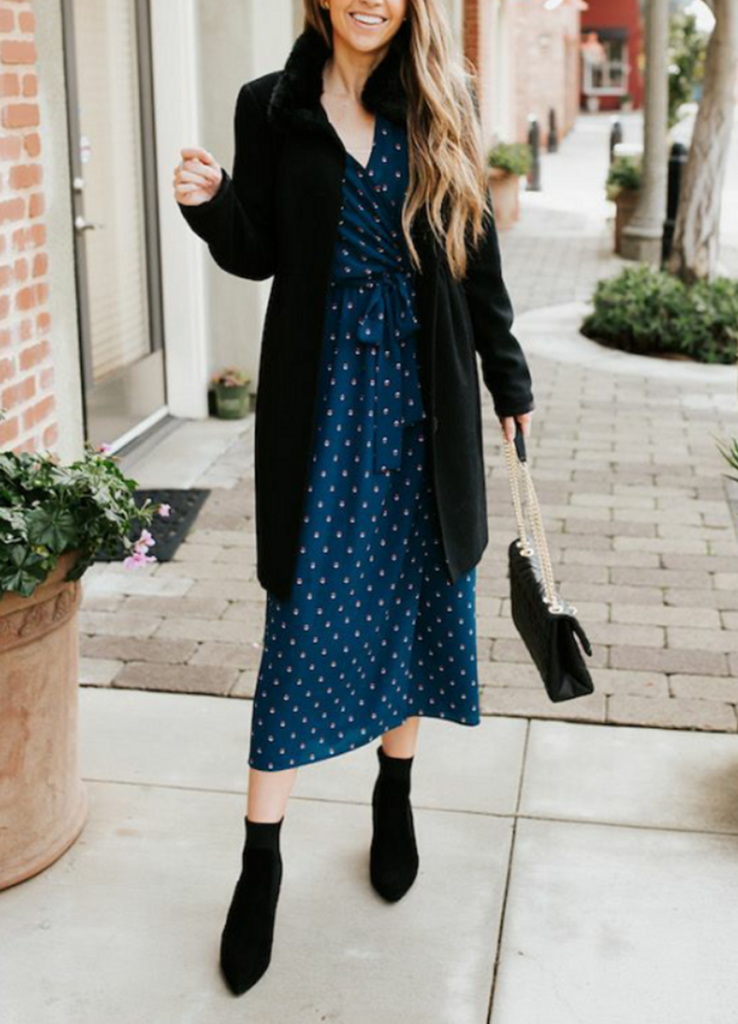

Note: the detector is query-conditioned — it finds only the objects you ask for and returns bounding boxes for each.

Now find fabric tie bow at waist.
[353,270,425,473]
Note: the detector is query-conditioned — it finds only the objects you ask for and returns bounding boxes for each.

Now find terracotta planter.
[0,549,88,890]
[488,167,521,231]
[614,187,640,254]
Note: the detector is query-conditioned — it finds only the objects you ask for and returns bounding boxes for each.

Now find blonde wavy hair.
[304,0,492,281]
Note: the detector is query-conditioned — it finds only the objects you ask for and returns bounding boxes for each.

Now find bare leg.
[381,715,421,758]
[247,766,298,822]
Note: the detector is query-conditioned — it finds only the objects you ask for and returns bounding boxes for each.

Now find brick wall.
[510,0,581,145]
[464,0,580,147]
[0,0,56,455]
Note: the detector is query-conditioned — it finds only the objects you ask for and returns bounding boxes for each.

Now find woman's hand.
[499,410,533,443]
[173,146,223,207]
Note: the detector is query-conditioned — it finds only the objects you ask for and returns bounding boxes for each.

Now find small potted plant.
[0,430,170,890]
[620,92,634,112]
[486,141,532,231]
[211,366,252,419]
[606,155,642,254]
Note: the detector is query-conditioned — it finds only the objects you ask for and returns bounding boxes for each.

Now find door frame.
[61,0,170,448]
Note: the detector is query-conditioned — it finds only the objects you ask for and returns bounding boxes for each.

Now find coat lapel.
[267,24,408,139]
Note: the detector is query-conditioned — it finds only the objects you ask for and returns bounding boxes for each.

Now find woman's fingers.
[180,145,218,167]
[173,148,223,206]
[499,411,533,442]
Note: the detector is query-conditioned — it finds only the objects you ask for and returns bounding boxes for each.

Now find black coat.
[179,25,535,602]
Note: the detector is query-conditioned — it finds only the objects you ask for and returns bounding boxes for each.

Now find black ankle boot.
[219,815,284,996]
[370,744,419,902]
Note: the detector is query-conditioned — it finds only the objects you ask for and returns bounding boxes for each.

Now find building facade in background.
[580,0,644,111]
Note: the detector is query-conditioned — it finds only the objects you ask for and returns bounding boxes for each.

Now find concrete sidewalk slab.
[490,817,738,1024]
[521,718,738,835]
[79,687,528,815]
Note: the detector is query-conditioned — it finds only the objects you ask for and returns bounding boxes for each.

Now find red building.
[580,0,644,111]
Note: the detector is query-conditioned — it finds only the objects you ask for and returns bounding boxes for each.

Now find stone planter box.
[0,549,88,890]
[488,167,521,231]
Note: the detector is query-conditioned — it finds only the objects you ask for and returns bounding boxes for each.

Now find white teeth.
[351,13,385,25]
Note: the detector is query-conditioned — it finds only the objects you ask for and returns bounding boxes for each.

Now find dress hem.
[247,706,482,773]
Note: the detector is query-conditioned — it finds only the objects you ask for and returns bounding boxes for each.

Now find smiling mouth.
[348,11,389,27]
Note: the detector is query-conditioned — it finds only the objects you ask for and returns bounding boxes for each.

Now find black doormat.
[93,488,211,564]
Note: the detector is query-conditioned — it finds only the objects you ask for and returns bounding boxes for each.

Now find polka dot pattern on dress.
[248,112,480,772]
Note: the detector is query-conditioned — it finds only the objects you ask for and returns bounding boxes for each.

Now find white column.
[150,0,210,419]
[620,0,670,263]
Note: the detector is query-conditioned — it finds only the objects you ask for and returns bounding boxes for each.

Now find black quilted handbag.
[504,424,595,702]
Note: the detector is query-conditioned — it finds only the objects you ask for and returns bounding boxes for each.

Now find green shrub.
[581,264,738,364]
[487,141,531,178]
[606,155,642,200]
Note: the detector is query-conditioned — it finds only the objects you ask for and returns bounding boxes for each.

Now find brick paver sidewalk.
[80,112,738,733]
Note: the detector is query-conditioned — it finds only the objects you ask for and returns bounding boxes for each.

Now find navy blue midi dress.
[248,112,480,772]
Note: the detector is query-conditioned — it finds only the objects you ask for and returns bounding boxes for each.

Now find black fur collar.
[266,23,408,137]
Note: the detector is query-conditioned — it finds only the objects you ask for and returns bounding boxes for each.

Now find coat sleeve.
[462,200,535,419]
[177,82,276,281]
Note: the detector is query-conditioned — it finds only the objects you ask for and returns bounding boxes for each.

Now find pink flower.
[122,549,157,569]
[158,503,171,518]
[97,442,113,455]
[135,528,156,551]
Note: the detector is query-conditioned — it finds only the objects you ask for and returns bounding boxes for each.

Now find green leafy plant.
[606,155,642,200]
[487,141,532,178]
[581,264,738,364]
[0,429,170,600]
[668,11,707,127]
[715,436,738,485]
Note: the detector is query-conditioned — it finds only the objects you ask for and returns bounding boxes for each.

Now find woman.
[174,0,534,997]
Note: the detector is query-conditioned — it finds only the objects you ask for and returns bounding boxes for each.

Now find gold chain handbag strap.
[504,432,572,615]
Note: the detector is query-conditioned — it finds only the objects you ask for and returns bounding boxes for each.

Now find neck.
[322,37,391,105]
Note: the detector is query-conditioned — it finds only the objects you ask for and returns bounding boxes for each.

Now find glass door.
[62,0,167,452]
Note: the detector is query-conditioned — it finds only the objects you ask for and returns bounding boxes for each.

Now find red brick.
[28,190,43,217]
[9,163,41,189]
[0,134,22,160]
[0,71,19,97]
[1,373,35,408]
[0,41,36,66]
[41,421,58,449]
[22,393,54,430]
[18,338,49,371]
[0,355,15,383]
[0,196,25,224]
[23,131,40,157]
[2,102,39,129]
[0,414,19,447]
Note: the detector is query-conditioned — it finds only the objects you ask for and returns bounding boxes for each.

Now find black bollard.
[609,117,623,164]
[548,108,559,153]
[527,115,542,192]
[661,141,689,265]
